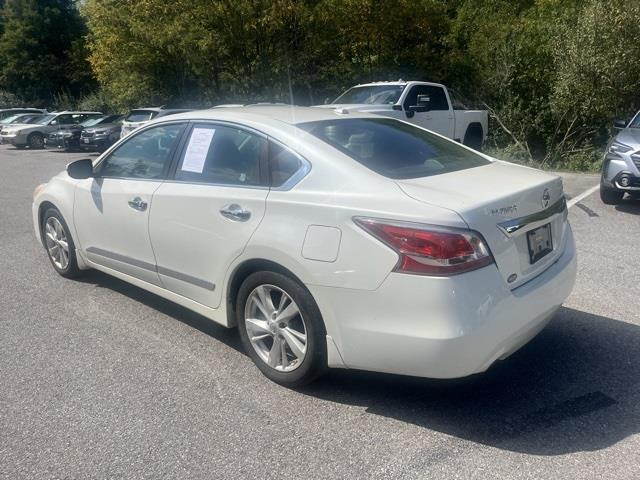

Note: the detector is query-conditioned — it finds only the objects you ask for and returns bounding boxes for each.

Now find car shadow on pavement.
[300,307,640,456]
[76,270,243,353]
[75,271,639,456]
[615,198,640,215]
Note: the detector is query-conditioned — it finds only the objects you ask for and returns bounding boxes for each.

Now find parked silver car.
[600,114,640,204]
[0,111,102,149]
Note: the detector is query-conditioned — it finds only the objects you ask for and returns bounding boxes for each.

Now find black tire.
[463,124,484,151]
[600,184,624,205]
[236,271,327,387]
[28,132,44,149]
[41,208,83,278]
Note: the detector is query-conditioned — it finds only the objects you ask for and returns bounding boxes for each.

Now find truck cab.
[316,81,488,150]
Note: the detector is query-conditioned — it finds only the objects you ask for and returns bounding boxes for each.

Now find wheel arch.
[37,200,59,246]
[225,258,311,327]
[463,122,483,140]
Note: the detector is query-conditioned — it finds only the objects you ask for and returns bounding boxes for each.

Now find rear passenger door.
[148,122,270,308]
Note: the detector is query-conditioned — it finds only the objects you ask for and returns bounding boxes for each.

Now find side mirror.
[323,97,331,105]
[614,119,627,129]
[67,158,93,179]
[406,95,431,115]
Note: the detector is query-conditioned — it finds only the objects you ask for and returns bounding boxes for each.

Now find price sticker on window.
[181,128,216,173]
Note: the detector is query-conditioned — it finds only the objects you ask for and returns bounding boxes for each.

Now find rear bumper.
[310,225,577,378]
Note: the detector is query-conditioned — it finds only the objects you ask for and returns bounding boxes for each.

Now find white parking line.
[567,185,599,208]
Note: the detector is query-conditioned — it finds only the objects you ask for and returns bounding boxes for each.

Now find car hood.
[1,123,34,132]
[615,128,640,148]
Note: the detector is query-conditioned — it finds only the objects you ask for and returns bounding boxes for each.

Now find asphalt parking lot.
[1,144,639,480]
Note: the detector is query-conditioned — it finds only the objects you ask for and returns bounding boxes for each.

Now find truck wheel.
[28,132,44,149]
[463,124,483,151]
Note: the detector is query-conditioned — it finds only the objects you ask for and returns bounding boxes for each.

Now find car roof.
[0,108,45,112]
[163,105,379,127]
[50,111,103,115]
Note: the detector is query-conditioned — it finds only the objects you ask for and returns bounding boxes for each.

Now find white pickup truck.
[315,81,488,150]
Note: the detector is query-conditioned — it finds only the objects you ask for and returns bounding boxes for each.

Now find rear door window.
[174,124,267,187]
[299,118,489,179]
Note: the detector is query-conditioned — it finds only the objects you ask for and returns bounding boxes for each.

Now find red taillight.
[355,217,494,276]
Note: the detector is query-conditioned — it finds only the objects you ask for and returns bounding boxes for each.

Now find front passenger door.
[73,122,186,285]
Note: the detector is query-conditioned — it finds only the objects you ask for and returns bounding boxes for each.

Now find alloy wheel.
[44,216,69,270]
[244,284,308,372]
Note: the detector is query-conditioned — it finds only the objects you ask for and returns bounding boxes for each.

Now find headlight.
[33,183,46,201]
[608,141,633,154]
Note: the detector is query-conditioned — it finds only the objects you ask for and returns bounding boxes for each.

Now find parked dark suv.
[46,115,123,151]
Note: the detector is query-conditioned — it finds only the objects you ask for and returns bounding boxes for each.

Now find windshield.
[125,110,156,123]
[628,112,640,128]
[81,117,108,127]
[0,114,25,124]
[35,114,56,125]
[299,118,490,180]
[333,85,405,105]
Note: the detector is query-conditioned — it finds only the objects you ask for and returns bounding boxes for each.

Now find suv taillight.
[354,217,494,276]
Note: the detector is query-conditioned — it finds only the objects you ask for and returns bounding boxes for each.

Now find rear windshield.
[125,110,157,122]
[298,118,490,179]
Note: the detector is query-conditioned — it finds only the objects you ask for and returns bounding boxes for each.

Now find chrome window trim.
[497,197,567,237]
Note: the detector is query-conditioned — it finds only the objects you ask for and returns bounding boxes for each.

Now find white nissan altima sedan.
[32,106,577,386]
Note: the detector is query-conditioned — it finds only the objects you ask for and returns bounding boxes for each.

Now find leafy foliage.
[1,0,638,170]
[0,0,94,105]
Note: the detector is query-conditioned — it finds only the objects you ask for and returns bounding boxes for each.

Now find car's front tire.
[236,271,327,387]
[600,183,624,205]
[28,132,44,149]
[41,208,82,278]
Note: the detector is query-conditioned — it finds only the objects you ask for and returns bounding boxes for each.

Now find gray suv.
[600,114,640,204]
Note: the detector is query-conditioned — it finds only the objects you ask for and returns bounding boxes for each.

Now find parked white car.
[316,81,488,150]
[33,106,576,386]
[120,107,192,138]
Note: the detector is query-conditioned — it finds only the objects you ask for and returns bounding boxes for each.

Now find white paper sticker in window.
[181,128,216,173]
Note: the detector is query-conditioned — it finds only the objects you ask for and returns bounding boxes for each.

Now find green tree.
[0,0,93,104]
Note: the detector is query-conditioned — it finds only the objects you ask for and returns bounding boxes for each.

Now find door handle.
[220,204,251,222]
[128,197,148,212]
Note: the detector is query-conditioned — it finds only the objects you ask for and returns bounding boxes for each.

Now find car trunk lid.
[397,161,568,288]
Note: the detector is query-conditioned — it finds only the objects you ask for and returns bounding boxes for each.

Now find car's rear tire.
[600,184,624,205]
[28,132,44,149]
[236,271,327,387]
[41,208,82,278]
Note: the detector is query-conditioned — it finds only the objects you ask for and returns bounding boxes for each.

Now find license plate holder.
[83,138,90,144]
[527,223,553,264]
